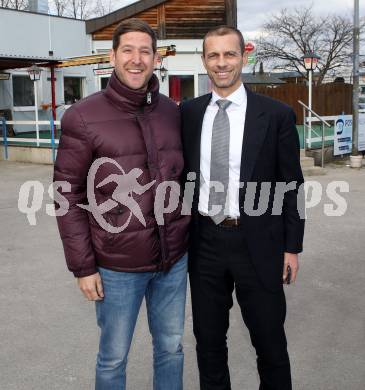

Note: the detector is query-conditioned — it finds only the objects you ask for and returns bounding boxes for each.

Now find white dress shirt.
[198,83,247,217]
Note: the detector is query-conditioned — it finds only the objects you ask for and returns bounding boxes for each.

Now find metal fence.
[0,117,61,162]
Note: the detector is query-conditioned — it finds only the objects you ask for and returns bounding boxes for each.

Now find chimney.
[28,0,49,14]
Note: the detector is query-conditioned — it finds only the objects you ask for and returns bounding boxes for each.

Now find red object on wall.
[169,76,181,103]
[245,42,255,53]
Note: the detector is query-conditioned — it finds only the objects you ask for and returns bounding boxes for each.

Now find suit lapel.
[240,87,269,183]
[191,93,212,179]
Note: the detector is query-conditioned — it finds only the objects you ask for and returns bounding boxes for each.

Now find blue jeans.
[95,254,188,390]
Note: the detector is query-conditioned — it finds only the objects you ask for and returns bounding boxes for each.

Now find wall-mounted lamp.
[155,64,168,82]
[159,66,168,82]
[27,64,42,81]
[27,64,43,145]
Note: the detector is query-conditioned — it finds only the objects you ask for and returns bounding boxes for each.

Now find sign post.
[1,117,8,160]
[358,113,365,151]
[245,42,256,65]
[334,115,353,156]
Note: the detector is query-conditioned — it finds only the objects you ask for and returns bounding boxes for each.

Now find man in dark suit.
[180,26,305,390]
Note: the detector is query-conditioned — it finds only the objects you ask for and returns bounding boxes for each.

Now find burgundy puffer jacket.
[54,72,190,277]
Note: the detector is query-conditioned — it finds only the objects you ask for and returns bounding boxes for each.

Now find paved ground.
[0,160,364,390]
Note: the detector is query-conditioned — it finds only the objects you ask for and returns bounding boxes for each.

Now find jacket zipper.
[147,92,152,105]
[135,113,169,268]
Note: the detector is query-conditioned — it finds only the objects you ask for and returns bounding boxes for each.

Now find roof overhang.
[241,73,286,85]
[86,0,166,34]
[0,54,62,71]
[0,44,176,71]
[0,45,176,71]
[55,45,176,68]
[56,53,111,68]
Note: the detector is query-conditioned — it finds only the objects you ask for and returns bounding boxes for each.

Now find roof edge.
[86,0,167,34]
[0,6,86,22]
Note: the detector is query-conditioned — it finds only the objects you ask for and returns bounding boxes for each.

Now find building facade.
[0,0,237,133]
[0,7,96,132]
[87,0,236,101]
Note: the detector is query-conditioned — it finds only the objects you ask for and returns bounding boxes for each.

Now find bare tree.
[67,0,93,19]
[48,0,125,18]
[93,0,113,17]
[2,0,125,18]
[0,0,12,7]
[69,0,78,18]
[7,0,28,9]
[50,0,69,16]
[257,6,358,85]
[79,0,92,19]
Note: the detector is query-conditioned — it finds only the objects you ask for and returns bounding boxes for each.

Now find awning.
[0,54,61,71]
[56,45,176,68]
[0,45,176,71]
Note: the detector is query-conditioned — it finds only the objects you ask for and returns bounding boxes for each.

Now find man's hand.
[283,252,299,284]
[77,272,104,301]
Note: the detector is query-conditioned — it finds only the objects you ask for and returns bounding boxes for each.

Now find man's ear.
[109,48,115,67]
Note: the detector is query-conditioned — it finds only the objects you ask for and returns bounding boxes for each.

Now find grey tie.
[208,99,232,224]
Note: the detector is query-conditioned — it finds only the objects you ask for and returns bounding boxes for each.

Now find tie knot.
[216,99,231,111]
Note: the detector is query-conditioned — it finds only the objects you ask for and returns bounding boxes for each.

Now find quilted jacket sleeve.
[54,106,97,278]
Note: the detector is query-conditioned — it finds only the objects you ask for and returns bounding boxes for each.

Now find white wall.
[0,8,91,58]
[0,8,98,132]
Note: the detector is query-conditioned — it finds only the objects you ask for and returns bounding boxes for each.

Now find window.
[101,77,110,90]
[13,75,34,107]
[64,77,83,105]
[169,75,194,104]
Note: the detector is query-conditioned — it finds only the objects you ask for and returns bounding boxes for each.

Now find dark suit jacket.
[180,87,305,291]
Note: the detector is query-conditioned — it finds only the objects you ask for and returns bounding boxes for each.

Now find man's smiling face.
[110,31,157,91]
[202,33,247,97]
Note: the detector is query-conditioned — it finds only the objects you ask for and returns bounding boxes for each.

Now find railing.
[0,117,61,163]
[298,100,332,168]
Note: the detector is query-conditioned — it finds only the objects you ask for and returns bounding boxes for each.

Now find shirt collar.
[210,83,246,107]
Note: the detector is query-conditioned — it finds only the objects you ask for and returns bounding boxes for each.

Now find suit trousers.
[189,215,292,390]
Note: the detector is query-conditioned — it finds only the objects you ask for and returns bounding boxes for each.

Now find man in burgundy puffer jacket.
[54,19,189,390]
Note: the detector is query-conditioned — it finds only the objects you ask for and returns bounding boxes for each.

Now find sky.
[237,0,364,39]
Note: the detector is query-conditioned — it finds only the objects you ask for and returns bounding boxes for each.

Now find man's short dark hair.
[112,18,157,53]
[203,25,245,56]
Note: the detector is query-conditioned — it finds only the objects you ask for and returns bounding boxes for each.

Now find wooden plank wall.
[165,0,225,39]
[92,0,227,40]
[249,83,353,124]
[93,8,158,40]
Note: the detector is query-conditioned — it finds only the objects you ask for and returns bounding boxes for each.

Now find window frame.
[12,73,36,111]
[63,75,85,108]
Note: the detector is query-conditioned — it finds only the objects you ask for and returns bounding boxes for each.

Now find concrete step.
[300,156,315,168]
[302,166,327,176]
[300,149,306,158]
